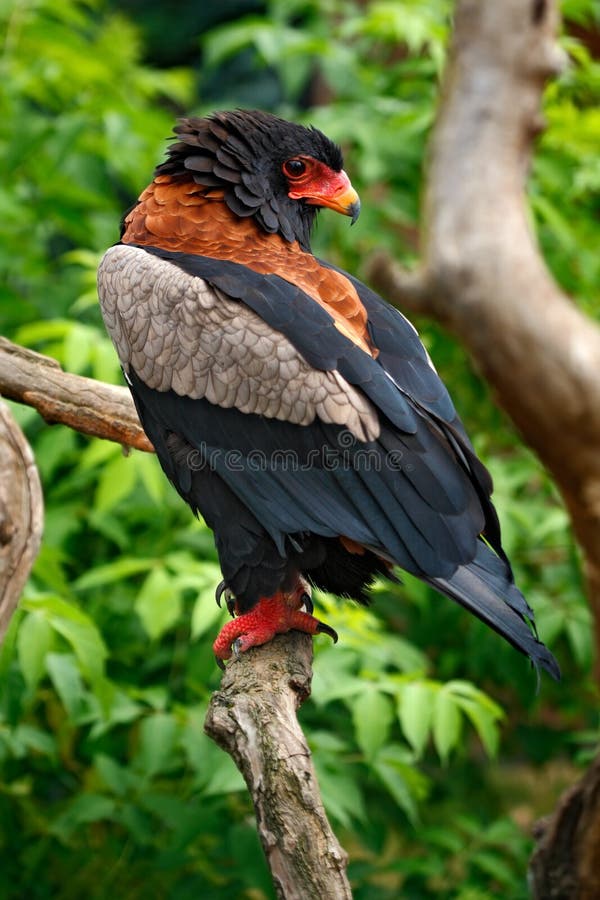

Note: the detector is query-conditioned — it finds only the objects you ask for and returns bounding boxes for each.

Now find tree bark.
[0,336,153,453]
[0,401,44,641]
[369,0,600,666]
[530,756,600,900]
[205,632,352,900]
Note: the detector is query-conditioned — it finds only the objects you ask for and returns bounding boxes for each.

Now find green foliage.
[1,0,193,328]
[533,28,600,309]
[1,0,598,897]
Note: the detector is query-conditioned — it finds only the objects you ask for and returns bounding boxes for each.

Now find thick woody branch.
[205,632,352,900]
[0,402,44,642]
[0,336,153,453]
[366,253,432,315]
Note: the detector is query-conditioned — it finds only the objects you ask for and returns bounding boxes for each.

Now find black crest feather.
[155,109,344,249]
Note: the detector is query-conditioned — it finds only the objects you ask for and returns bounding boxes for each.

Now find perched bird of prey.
[98,109,559,678]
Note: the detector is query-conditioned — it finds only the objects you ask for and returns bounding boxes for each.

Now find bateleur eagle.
[97,109,559,679]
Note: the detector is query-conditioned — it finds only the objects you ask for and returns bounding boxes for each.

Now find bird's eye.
[283,158,307,179]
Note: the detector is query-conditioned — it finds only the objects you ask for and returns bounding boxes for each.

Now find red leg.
[213,583,337,666]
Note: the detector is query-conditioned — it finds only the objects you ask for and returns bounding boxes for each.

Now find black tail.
[426,542,560,681]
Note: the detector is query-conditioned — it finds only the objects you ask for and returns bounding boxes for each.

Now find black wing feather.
[121,245,558,679]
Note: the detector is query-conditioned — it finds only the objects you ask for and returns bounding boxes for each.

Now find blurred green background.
[1,0,599,897]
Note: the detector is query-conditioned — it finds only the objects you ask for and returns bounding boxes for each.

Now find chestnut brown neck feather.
[152,111,345,250]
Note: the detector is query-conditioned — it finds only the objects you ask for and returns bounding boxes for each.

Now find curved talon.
[232,638,243,659]
[301,592,313,614]
[316,621,338,644]
[215,654,226,671]
[215,580,236,616]
[215,581,227,608]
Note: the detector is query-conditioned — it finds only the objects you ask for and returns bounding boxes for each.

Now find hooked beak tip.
[349,199,361,225]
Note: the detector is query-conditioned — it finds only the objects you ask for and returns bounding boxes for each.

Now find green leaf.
[89,689,143,739]
[565,608,594,668]
[46,653,88,720]
[73,557,156,590]
[432,688,462,763]
[17,612,54,689]
[22,595,107,684]
[12,724,56,758]
[532,194,578,251]
[63,322,95,372]
[94,453,137,513]
[134,713,180,778]
[139,792,188,828]
[51,794,117,842]
[351,688,393,761]
[135,568,182,640]
[14,319,73,347]
[203,752,248,796]
[135,452,166,504]
[372,759,417,824]
[95,753,139,797]
[313,764,366,828]
[453,697,500,758]
[190,582,228,640]
[78,438,122,470]
[446,682,503,758]
[372,744,428,824]
[180,707,245,793]
[398,681,435,757]
[471,849,517,885]
[116,804,155,845]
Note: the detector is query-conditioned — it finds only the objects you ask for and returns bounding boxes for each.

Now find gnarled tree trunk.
[368,0,600,894]
[0,401,44,640]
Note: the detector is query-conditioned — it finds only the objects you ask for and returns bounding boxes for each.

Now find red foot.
[213,587,337,665]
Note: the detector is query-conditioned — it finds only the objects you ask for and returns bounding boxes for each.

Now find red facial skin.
[285,157,360,219]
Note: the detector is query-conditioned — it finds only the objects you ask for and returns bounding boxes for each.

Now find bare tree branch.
[366,253,433,314]
[205,632,352,900]
[369,0,600,667]
[0,336,153,453]
[0,402,44,641]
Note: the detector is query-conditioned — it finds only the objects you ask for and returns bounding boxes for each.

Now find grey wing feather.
[97,244,379,441]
